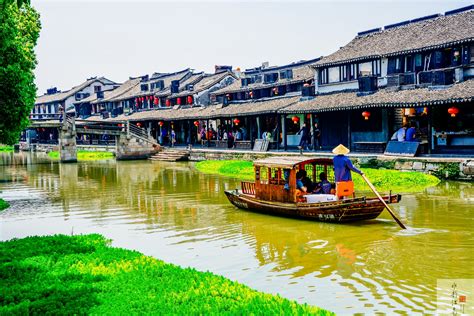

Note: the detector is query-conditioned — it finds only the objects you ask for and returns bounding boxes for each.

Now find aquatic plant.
[0,198,9,211]
[47,150,115,161]
[0,145,14,152]
[0,234,332,315]
[195,160,440,193]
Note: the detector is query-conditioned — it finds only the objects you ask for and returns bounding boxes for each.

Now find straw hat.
[332,144,350,155]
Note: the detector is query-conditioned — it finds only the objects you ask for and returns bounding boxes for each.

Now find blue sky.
[32,0,472,93]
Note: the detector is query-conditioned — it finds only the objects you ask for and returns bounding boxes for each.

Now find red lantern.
[187,96,193,104]
[448,106,459,117]
[362,111,371,120]
[291,116,299,124]
[141,97,144,102]
[136,122,142,127]
[233,118,240,125]
[165,99,171,107]
[118,123,124,127]
[273,87,278,95]
[249,91,254,98]
[193,120,199,127]
[153,97,159,105]
[159,121,164,127]
[177,98,182,105]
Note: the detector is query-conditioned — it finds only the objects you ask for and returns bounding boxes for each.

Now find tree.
[0,2,40,145]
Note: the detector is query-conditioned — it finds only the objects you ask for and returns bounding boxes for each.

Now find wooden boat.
[225,157,401,223]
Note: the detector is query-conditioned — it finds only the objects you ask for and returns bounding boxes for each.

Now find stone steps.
[149,148,190,162]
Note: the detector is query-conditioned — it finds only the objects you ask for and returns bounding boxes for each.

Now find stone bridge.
[30,115,160,162]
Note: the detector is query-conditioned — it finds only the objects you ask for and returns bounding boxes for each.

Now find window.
[94,86,101,92]
[279,71,287,79]
[319,68,329,84]
[371,59,382,75]
[405,55,414,72]
[387,57,404,74]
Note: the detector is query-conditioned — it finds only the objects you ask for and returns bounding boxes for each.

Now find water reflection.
[0,155,473,314]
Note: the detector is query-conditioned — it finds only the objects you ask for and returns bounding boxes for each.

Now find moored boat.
[224,157,401,223]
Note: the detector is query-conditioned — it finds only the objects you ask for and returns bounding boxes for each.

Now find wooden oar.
[361,174,407,229]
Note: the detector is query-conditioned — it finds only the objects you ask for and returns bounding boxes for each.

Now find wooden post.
[282,115,287,151]
[276,114,281,151]
[249,116,254,144]
[256,116,261,139]
[347,111,352,150]
[312,113,317,151]
[206,119,210,147]
[428,106,433,154]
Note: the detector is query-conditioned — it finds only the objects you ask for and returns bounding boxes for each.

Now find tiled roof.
[212,66,314,95]
[36,77,116,104]
[171,71,236,98]
[108,70,192,102]
[314,9,474,68]
[281,79,474,113]
[211,96,299,118]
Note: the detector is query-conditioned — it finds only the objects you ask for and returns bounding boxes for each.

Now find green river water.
[0,152,473,315]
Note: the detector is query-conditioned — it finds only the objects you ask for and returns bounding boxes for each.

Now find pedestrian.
[312,122,321,150]
[405,121,417,142]
[170,129,176,147]
[392,124,407,142]
[332,144,363,199]
[297,122,310,150]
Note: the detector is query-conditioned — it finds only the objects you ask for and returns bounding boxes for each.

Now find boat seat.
[241,181,256,195]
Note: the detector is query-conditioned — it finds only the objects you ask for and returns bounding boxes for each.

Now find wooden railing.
[241,181,256,195]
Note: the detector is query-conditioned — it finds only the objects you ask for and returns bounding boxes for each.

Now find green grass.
[0,234,332,315]
[48,150,114,161]
[195,160,440,193]
[0,145,13,152]
[0,198,9,211]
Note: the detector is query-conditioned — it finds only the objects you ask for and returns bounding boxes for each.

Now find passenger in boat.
[300,169,314,192]
[332,144,363,198]
[295,171,308,193]
[314,172,332,194]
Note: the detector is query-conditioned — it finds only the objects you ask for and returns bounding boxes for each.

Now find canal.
[1,152,473,314]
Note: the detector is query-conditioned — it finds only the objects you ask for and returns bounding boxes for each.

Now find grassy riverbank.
[48,150,114,161]
[195,160,440,192]
[0,234,332,315]
[0,145,14,152]
[0,198,9,211]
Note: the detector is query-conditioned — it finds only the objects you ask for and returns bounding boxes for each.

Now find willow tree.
[0,1,40,144]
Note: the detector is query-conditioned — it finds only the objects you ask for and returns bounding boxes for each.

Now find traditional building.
[33,77,117,120]
[283,5,474,154]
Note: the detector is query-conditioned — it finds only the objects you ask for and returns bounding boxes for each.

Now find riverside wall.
[188,149,474,181]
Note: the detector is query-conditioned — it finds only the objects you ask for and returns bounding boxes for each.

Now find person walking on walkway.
[332,144,363,199]
[297,123,310,150]
[312,122,321,150]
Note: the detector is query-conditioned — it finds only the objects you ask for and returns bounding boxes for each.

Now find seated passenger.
[300,169,314,192]
[314,172,332,194]
[296,171,308,193]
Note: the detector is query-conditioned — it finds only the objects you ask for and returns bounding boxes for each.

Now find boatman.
[332,144,363,199]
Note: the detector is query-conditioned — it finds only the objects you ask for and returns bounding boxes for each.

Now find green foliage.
[195,160,440,193]
[0,2,41,145]
[47,150,115,161]
[0,145,14,152]
[196,160,255,181]
[0,198,9,211]
[432,162,460,180]
[0,234,332,315]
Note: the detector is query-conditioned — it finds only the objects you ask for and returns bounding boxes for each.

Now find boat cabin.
[241,157,336,203]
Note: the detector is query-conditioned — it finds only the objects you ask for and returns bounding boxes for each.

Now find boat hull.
[224,190,401,223]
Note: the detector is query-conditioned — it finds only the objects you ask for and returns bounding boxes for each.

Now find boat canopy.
[253,156,333,169]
